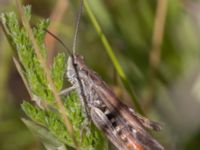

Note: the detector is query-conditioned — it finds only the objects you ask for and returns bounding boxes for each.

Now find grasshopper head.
[67,54,85,84]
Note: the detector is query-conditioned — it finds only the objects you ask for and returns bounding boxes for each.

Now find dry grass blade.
[150,0,168,71]
[45,0,69,65]
[146,0,168,110]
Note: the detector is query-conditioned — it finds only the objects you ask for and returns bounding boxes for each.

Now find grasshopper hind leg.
[90,107,128,150]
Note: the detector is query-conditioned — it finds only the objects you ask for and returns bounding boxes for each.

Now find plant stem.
[84,0,144,114]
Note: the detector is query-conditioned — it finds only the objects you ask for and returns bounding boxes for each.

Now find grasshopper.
[58,0,164,149]
[66,54,164,150]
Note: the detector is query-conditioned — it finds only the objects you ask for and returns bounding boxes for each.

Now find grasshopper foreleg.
[59,86,76,96]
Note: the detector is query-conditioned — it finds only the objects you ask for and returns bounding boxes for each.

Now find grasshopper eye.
[73,63,78,67]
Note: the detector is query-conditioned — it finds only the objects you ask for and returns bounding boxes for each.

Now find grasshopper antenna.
[44,28,72,55]
[70,0,91,118]
[32,24,72,55]
[72,0,84,54]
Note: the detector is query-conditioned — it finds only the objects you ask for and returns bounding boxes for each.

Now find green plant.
[1,6,107,150]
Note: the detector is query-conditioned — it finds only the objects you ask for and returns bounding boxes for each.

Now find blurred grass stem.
[45,0,69,65]
[147,0,168,109]
[84,0,144,114]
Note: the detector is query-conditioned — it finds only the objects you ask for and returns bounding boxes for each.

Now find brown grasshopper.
[58,0,164,149]
[66,54,164,150]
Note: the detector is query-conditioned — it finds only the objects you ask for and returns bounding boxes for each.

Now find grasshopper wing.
[93,87,164,150]
[128,108,163,131]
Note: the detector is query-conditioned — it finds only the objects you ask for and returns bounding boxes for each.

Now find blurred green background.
[1,0,200,149]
